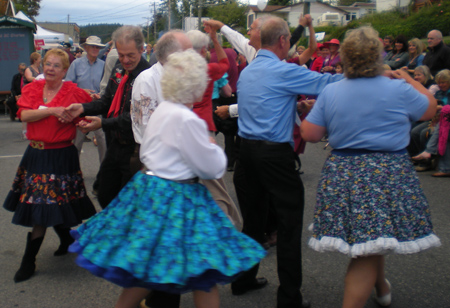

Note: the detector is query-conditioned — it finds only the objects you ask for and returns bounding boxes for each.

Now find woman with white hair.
[301,26,440,308]
[69,49,265,308]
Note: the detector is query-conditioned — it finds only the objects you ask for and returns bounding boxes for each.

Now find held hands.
[297,99,315,114]
[203,23,218,41]
[203,20,224,33]
[51,106,76,122]
[77,116,101,133]
[59,104,84,123]
[299,14,312,27]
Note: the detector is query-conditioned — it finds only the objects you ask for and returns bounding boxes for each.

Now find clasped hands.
[58,103,102,133]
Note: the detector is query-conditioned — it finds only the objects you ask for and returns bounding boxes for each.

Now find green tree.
[14,0,41,17]
[206,1,247,28]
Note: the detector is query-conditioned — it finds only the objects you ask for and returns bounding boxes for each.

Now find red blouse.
[193,58,229,132]
[18,80,92,143]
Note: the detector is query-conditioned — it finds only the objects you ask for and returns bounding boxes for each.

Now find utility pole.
[154,2,157,41]
[143,17,151,43]
[67,14,70,38]
[198,0,202,30]
[168,0,171,30]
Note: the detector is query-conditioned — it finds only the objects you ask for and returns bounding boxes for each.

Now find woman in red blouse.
[3,49,96,283]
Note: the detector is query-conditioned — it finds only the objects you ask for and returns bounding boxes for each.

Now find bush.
[311,2,450,42]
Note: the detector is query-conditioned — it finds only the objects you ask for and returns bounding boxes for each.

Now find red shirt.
[310,57,324,73]
[193,58,229,132]
[18,80,92,143]
[210,48,238,93]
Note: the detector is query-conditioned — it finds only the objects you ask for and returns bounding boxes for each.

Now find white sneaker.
[375,279,391,306]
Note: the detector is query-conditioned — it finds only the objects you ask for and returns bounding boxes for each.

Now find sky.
[34,0,259,26]
[35,0,157,26]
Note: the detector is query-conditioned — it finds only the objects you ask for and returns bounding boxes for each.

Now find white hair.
[161,49,209,105]
[186,30,210,53]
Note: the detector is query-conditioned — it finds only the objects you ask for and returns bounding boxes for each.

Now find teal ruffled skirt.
[69,172,266,293]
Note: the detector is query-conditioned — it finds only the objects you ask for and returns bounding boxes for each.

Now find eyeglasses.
[44,62,63,69]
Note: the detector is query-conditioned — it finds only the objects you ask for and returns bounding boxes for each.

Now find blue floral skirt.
[69,171,266,293]
[309,149,441,258]
[3,145,96,228]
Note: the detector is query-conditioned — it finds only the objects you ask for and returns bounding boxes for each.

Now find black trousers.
[97,138,136,209]
[232,139,305,308]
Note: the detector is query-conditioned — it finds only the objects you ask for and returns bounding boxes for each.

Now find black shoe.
[232,277,268,295]
[53,226,75,256]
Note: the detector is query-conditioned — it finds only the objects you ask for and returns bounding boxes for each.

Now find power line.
[71,2,150,22]
[75,0,144,19]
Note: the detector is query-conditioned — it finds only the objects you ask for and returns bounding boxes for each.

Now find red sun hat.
[323,38,340,48]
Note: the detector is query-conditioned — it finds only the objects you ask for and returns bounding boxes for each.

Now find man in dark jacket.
[423,29,450,76]
[6,63,26,121]
[66,25,150,208]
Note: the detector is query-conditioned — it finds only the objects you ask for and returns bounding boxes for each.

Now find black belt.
[141,168,199,184]
[241,138,286,146]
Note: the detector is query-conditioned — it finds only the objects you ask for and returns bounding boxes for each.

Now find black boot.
[53,225,74,256]
[14,232,44,283]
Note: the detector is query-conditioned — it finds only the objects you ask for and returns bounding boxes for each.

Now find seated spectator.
[414,65,438,95]
[322,38,340,74]
[384,35,409,69]
[310,43,328,73]
[423,29,450,76]
[402,38,425,74]
[383,35,394,54]
[5,63,26,121]
[335,62,343,74]
[411,69,450,171]
[297,45,305,55]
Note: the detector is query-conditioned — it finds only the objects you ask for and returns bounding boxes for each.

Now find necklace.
[43,83,63,103]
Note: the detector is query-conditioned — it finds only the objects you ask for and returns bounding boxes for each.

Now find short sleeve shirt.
[306,75,429,151]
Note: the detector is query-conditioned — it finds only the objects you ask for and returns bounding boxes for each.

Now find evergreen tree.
[15,0,41,17]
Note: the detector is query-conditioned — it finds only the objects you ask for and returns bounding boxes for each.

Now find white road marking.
[0,155,23,158]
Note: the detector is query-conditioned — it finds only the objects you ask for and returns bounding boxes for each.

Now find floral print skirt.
[309,149,441,258]
[69,171,266,293]
[3,144,96,228]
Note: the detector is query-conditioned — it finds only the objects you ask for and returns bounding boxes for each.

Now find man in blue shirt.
[234,16,343,308]
[66,35,107,194]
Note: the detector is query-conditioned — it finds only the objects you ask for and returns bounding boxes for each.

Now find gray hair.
[186,30,210,53]
[414,65,432,83]
[435,69,450,84]
[256,15,271,30]
[18,62,26,68]
[112,25,145,50]
[261,16,290,47]
[155,30,185,64]
[161,49,208,105]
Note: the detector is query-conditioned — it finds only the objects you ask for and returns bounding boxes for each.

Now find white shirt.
[131,62,164,144]
[220,25,258,64]
[141,101,227,181]
[220,25,259,119]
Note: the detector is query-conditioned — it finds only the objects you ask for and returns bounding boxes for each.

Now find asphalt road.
[1,114,449,308]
